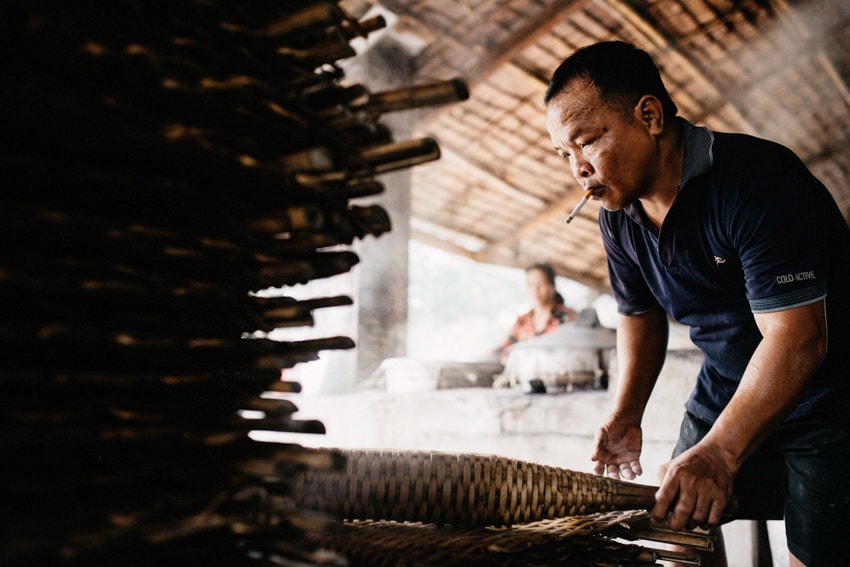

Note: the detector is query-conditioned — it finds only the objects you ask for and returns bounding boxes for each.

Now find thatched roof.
[342,0,850,292]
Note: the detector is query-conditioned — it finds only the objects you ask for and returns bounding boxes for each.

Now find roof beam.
[410,227,480,260]
[476,247,609,291]
[415,244,605,292]
[435,146,546,209]
[475,191,578,256]
[463,0,586,88]
[410,216,609,291]
[378,0,584,87]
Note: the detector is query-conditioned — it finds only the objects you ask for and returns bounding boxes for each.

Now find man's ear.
[635,95,664,133]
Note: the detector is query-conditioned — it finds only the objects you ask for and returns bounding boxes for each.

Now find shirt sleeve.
[724,142,828,313]
[599,212,662,315]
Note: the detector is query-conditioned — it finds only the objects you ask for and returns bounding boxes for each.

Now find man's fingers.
[689,494,711,529]
[669,491,696,531]
[653,473,700,531]
[706,498,727,528]
[592,459,606,476]
[592,458,642,480]
[651,479,678,522]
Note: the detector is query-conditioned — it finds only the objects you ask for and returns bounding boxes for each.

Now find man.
[544,41,850,566]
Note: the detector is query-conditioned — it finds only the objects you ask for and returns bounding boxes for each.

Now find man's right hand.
[591,417,644,480]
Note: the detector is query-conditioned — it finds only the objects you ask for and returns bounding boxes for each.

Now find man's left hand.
[652,442,735,530]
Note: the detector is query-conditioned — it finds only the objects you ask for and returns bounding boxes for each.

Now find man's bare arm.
[653,300,827,529]
[592,308,669,479]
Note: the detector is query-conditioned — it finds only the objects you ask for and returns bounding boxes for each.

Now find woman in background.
[499,263,577,354]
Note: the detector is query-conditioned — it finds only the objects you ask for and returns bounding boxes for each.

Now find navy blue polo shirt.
[600,118,850,424]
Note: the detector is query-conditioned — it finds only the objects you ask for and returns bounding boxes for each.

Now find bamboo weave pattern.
[307,513,661,567]
[294,450,658,527]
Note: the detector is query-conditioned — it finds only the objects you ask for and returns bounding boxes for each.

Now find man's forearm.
[611,308,669,423]
[701,302,827,470]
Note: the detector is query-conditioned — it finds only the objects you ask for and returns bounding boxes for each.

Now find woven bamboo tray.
[297,511,713,566]
[307,512,660,567]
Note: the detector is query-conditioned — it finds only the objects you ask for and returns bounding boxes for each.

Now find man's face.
[545,78,659,211]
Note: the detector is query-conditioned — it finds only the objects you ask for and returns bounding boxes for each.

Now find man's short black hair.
[544,41,678,118]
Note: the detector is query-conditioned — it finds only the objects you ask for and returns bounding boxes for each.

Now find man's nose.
[571,157,593,180]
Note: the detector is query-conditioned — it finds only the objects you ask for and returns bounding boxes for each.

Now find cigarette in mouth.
[565,189,594,224]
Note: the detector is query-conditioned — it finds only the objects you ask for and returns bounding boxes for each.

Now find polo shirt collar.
[623,118,713,226]
[679,117,714,188]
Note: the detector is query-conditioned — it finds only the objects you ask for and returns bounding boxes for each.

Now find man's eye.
[580,138,596,148]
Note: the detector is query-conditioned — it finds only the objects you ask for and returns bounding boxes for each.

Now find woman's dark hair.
[544,41,678,119]
[526,263,564,304]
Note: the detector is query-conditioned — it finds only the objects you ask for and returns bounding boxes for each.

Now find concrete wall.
[292,350,696,469]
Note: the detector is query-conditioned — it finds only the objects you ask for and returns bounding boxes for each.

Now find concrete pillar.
[344,33,417,386]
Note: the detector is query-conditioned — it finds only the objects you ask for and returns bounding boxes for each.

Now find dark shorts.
[673,411,850,566]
